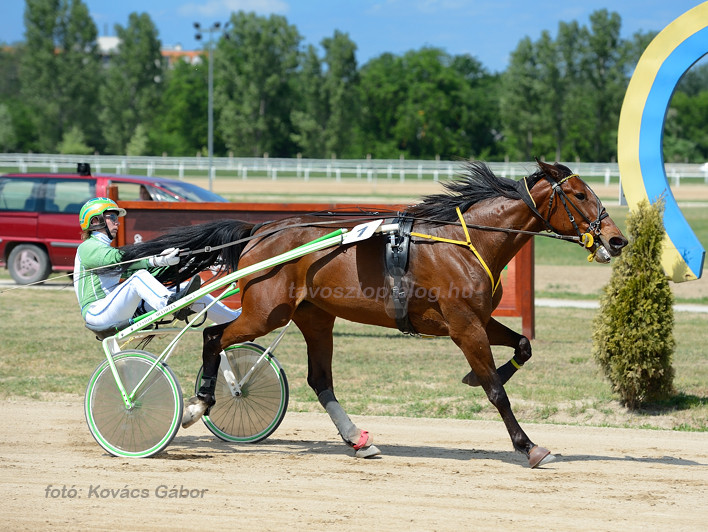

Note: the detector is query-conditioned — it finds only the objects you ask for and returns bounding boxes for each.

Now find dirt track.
[2,397,707,530]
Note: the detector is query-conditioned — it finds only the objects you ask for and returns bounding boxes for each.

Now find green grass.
[0,287,706,431]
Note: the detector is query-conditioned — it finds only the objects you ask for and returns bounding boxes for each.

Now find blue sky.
[0,0,704,72]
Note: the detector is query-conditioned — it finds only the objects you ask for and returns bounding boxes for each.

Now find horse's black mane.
[406,161,547,222]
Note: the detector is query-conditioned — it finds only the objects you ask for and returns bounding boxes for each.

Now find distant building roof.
[96,36,203,67]
[162,48,203,67]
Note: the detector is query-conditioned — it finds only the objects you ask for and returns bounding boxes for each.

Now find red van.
[0,164,227,284]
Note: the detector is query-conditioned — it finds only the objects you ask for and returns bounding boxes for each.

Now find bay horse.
[121,160,627,467]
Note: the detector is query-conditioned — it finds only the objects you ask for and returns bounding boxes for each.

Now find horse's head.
[532,160,628,263]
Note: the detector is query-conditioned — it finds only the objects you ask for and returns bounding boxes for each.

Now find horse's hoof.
[181,396,209,428]
[355,444,381,458]
[528,445,555,468]
[352,431,381,458]
[462,370,480,387]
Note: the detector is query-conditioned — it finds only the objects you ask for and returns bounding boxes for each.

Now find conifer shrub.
[592,199,675,408]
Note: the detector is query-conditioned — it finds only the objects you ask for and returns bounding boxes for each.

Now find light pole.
[194,22,227,192]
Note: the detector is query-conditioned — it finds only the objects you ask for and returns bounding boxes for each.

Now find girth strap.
[384,214,417,335]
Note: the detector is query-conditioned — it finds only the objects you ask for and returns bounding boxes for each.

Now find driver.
[73,197,240,330]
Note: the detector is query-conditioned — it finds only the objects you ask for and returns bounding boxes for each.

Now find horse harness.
[383,209,500,336]
[382,172,608,336]
[167,171,606,338]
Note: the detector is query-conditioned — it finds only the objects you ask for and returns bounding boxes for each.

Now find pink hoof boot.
[353,430,381,458]
[528,445,555,468]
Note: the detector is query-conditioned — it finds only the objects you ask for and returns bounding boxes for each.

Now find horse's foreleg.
[293,303,380,458]
[462,317,532,387]
[454,323,553,468]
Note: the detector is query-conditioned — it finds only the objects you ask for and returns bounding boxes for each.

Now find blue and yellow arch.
[618,2,707,281]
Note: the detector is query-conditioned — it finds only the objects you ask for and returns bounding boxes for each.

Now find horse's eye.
[574,193,586,201]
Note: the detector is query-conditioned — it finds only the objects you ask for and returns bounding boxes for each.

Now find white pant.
[174,293,242,324]
[85,270,240,328]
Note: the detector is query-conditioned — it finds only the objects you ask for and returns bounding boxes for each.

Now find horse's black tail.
[119,219,256,286]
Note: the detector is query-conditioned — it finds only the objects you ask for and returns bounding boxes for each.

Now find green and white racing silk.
[73,232,152,318]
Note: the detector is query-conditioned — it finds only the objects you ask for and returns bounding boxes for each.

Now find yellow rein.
[410,206,501,295]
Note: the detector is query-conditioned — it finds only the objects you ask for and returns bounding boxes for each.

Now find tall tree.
[290,44,326,157]
[0,104,16,151]
[98,12,164,154]
[215,11,301,157]
[664,61,708,163]
[580,9,629,161]
[500,10,632,162]
[663,91,708,162]
[320,30,359,158]
[152,58,212,156]
[533,21,590,162]
[556,20,592,161]
[358,48,498,159]
[451,54,502,160]
[0,44,22,102]
[500,37,542,160]
[532,30,560,159]
[19,0,101,152]
[0,45,25,151]
[393,48,463,158]
[291,31,359,158]
[357,52,406,157]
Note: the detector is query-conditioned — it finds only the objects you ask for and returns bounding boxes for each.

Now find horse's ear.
[535,158,562,182]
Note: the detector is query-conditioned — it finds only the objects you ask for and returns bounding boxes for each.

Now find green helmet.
[79,197,126,231]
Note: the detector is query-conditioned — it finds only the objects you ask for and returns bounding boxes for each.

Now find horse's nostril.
[609,236,628,250]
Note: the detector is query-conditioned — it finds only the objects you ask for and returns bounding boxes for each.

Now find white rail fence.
[1,153,707,187]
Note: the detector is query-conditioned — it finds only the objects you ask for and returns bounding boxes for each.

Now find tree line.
[0,0,706,163]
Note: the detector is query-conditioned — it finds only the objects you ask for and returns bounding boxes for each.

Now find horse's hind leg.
[453,321,553,468]
[293,303,380,458]
[462,317,532,387]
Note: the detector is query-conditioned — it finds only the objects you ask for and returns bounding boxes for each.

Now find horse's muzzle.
[603,235,629,257]
[592,235,628,263]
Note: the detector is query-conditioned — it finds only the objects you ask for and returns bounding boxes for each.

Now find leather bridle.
[519,173,609,249]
